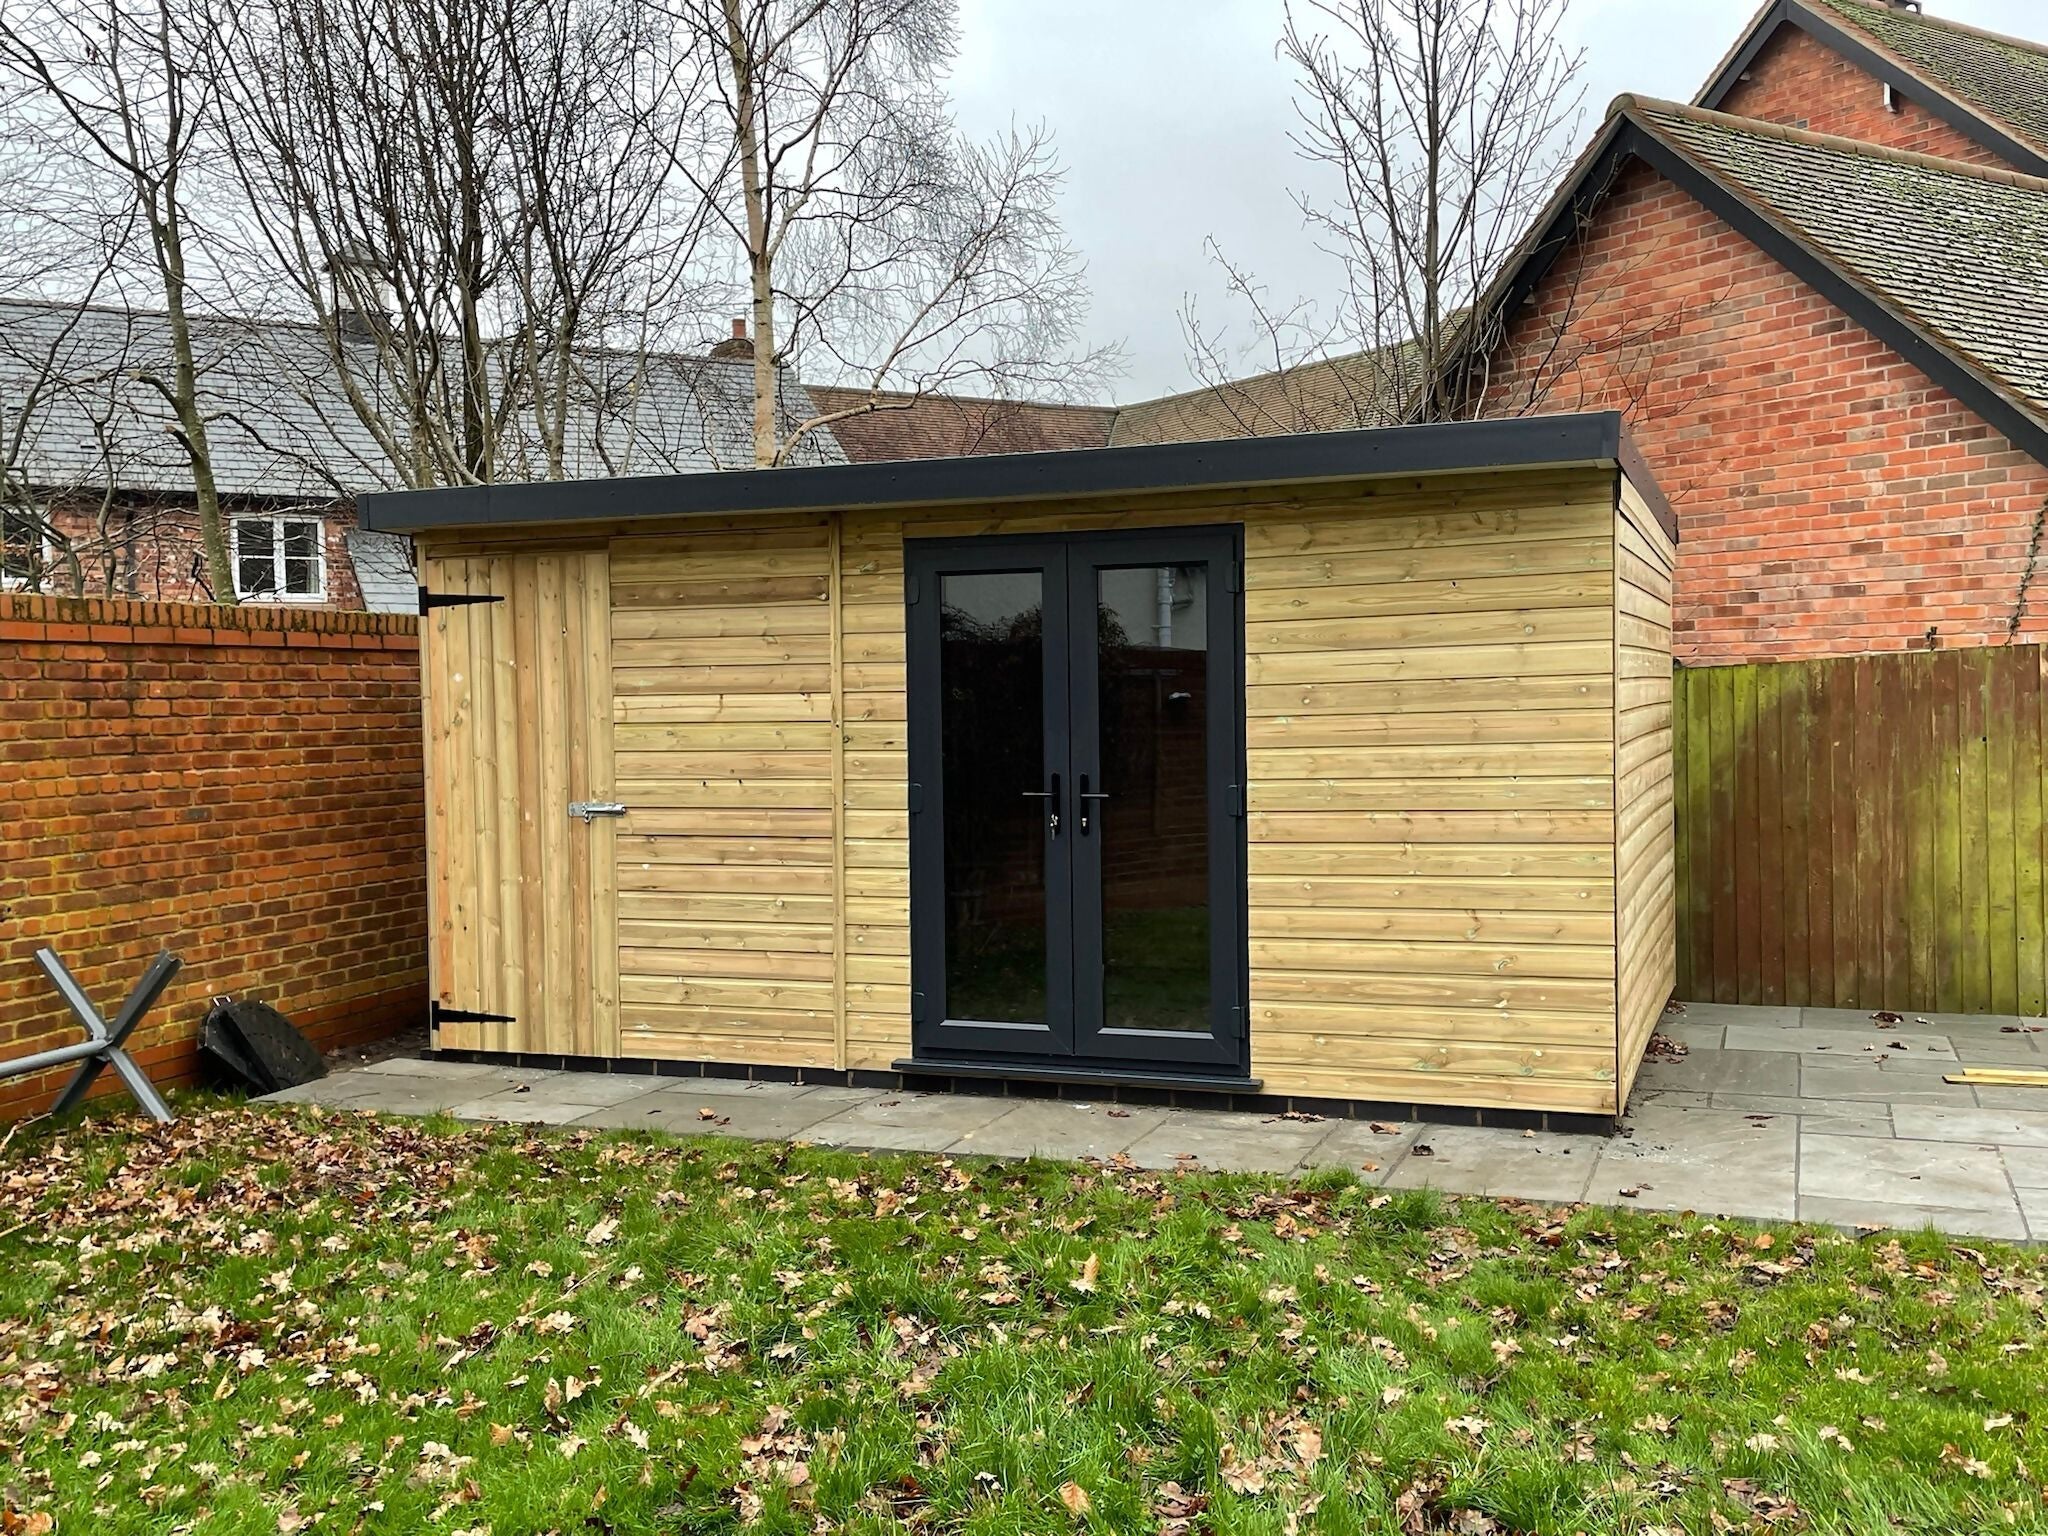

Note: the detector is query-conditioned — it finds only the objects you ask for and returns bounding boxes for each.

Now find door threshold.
[893,1057,1260,1095]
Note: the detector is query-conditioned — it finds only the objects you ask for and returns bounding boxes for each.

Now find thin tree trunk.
[721,0,777,467]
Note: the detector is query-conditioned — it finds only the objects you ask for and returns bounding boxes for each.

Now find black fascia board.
[1696,1,2048,180]
[1620,122,2048,472]
[359,412,1667,537]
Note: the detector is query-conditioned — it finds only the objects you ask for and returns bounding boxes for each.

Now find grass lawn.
[3,1104,2047,1534]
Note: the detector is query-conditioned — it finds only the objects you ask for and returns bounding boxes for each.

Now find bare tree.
[665,0,1116,467]
[0,0,238,597]
[205,0,718,489]
[1183,0,1583,425]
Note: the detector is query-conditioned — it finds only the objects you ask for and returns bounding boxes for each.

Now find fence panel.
[1676,645,2048,1015]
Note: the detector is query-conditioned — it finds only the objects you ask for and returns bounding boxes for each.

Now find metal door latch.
[568,801,627,821]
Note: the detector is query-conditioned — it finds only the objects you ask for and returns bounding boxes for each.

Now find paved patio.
[263,1000,2048,1241]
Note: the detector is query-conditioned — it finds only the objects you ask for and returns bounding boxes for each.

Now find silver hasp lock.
[567,801,627,821]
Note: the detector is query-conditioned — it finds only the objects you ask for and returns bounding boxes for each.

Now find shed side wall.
[1614,476,1678,1108]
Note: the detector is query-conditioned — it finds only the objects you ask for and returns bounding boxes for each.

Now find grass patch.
[2,1102,2046,1533]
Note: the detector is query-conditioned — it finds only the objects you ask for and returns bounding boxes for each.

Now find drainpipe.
[1155,567,1174,647]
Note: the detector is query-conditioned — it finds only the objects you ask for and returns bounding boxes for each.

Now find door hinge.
[431,999,517,1027]
[1227,560,1243,594]
[905,574,922,605]
[1226,784,1245,817]
[419,586,506,615]
[568,801,627,821]
[911,990,927,1023]
[908,782,924,815]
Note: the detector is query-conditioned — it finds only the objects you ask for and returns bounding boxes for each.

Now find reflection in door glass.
[940,572,1048,1024]
[1097,565,1210,1032]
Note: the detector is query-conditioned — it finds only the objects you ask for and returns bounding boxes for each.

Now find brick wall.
[19,494,366,609]
[1483,159,2048,663]
[1717,26,2005,167]
[0,593,427,1117]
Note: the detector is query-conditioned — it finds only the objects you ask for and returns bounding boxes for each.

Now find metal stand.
[3,948,184,1122]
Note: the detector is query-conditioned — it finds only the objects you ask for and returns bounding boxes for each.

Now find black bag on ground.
[200,999,328,1094]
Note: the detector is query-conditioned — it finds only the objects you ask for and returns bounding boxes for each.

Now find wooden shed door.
[421,549,618,1058]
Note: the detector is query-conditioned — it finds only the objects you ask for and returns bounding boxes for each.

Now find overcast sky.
[949,0,2041,402]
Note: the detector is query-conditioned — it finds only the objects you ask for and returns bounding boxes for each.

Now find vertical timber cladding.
[1614,479,1678,1108]
[419,547,618,1057]
[832,467,1637,1113]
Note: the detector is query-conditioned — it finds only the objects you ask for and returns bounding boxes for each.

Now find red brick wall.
[1484,160,2048,663]
[1717,26,2003,167]
[0,593,427,1117]
[22,495,366,610]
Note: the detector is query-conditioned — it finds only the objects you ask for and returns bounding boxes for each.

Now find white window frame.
[231,514,327,603]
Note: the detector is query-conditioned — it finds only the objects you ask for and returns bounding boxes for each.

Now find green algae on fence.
[1675,645,2048,1015]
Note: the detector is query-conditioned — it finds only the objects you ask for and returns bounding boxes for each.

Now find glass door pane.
[1093,564,1211,1032]
[939,571,1052,1024]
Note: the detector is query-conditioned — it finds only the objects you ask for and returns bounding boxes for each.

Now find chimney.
[709,317,753,360]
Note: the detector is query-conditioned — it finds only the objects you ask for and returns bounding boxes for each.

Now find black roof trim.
[1696,0,2048,179]
[360,412,1674,540]
[1618,120,2048,470]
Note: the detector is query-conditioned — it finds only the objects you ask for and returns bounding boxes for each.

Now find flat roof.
[358,410,1676,541]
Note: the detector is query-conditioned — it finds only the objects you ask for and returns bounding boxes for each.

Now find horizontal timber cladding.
[1613,479,1678,1109]
[609,518,842,1067]
[1674,643,2048,1016]
[417,462,1671,1117]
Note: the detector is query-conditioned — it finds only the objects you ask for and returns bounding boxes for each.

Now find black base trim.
[424,1047,1620,1135]
[891,1056,1260,1095]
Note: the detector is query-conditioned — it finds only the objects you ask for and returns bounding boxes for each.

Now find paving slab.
[1705,1093,1893,1137]
[802,1091,1012,1153]
[1949,1039,2048,1066]
[2015,1187,2048,1240]
[1798,1193,2029,1241]
[1122,1108,1338,1173]
[950,1100,1165,1161]
[1725,1025,1955,1060]
[1671,1002,1799,1030]
[1968,1085,2048,1111]
[1654,1023,1729,1051]
[1894,1105,2048,1148]
[588,1083,869,1139]
[1595,1105,1798,1220]
[450,1080,666,1124]
[1797,1064,1976,1105]
[1998,1146,2048,1188]
[1636,1049,1797,1096]
[1383,1123,1600,1203]
[354,1056,532,1081]
[1305,1119,1426,1182]
[1626,1087,1715,1110]
[1801,1133,2015,1212]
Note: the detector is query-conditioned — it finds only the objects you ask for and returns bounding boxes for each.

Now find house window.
[233,516,326,601]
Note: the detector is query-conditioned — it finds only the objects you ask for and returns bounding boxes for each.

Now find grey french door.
[905,527,1245,1073]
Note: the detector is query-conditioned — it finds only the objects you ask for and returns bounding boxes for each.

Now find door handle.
[1078,774,1109,835]
[1021,773,1062,836]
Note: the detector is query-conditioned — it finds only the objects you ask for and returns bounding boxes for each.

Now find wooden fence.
[1674,645,2048,1016]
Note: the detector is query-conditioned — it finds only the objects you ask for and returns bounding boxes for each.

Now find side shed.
[362,413,1677,1125]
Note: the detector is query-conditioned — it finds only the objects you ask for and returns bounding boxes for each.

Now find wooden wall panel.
[419,548,616,1057]
[1612,480,1677,1111]
[609,520,839,1066]
[1241,473,1624,1114]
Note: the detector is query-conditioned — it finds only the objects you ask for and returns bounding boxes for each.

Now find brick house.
[0,302,840,611]
[1467,0,2048,663]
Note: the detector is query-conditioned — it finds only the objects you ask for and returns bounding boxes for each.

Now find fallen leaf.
[1059,1481,1091,1517]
